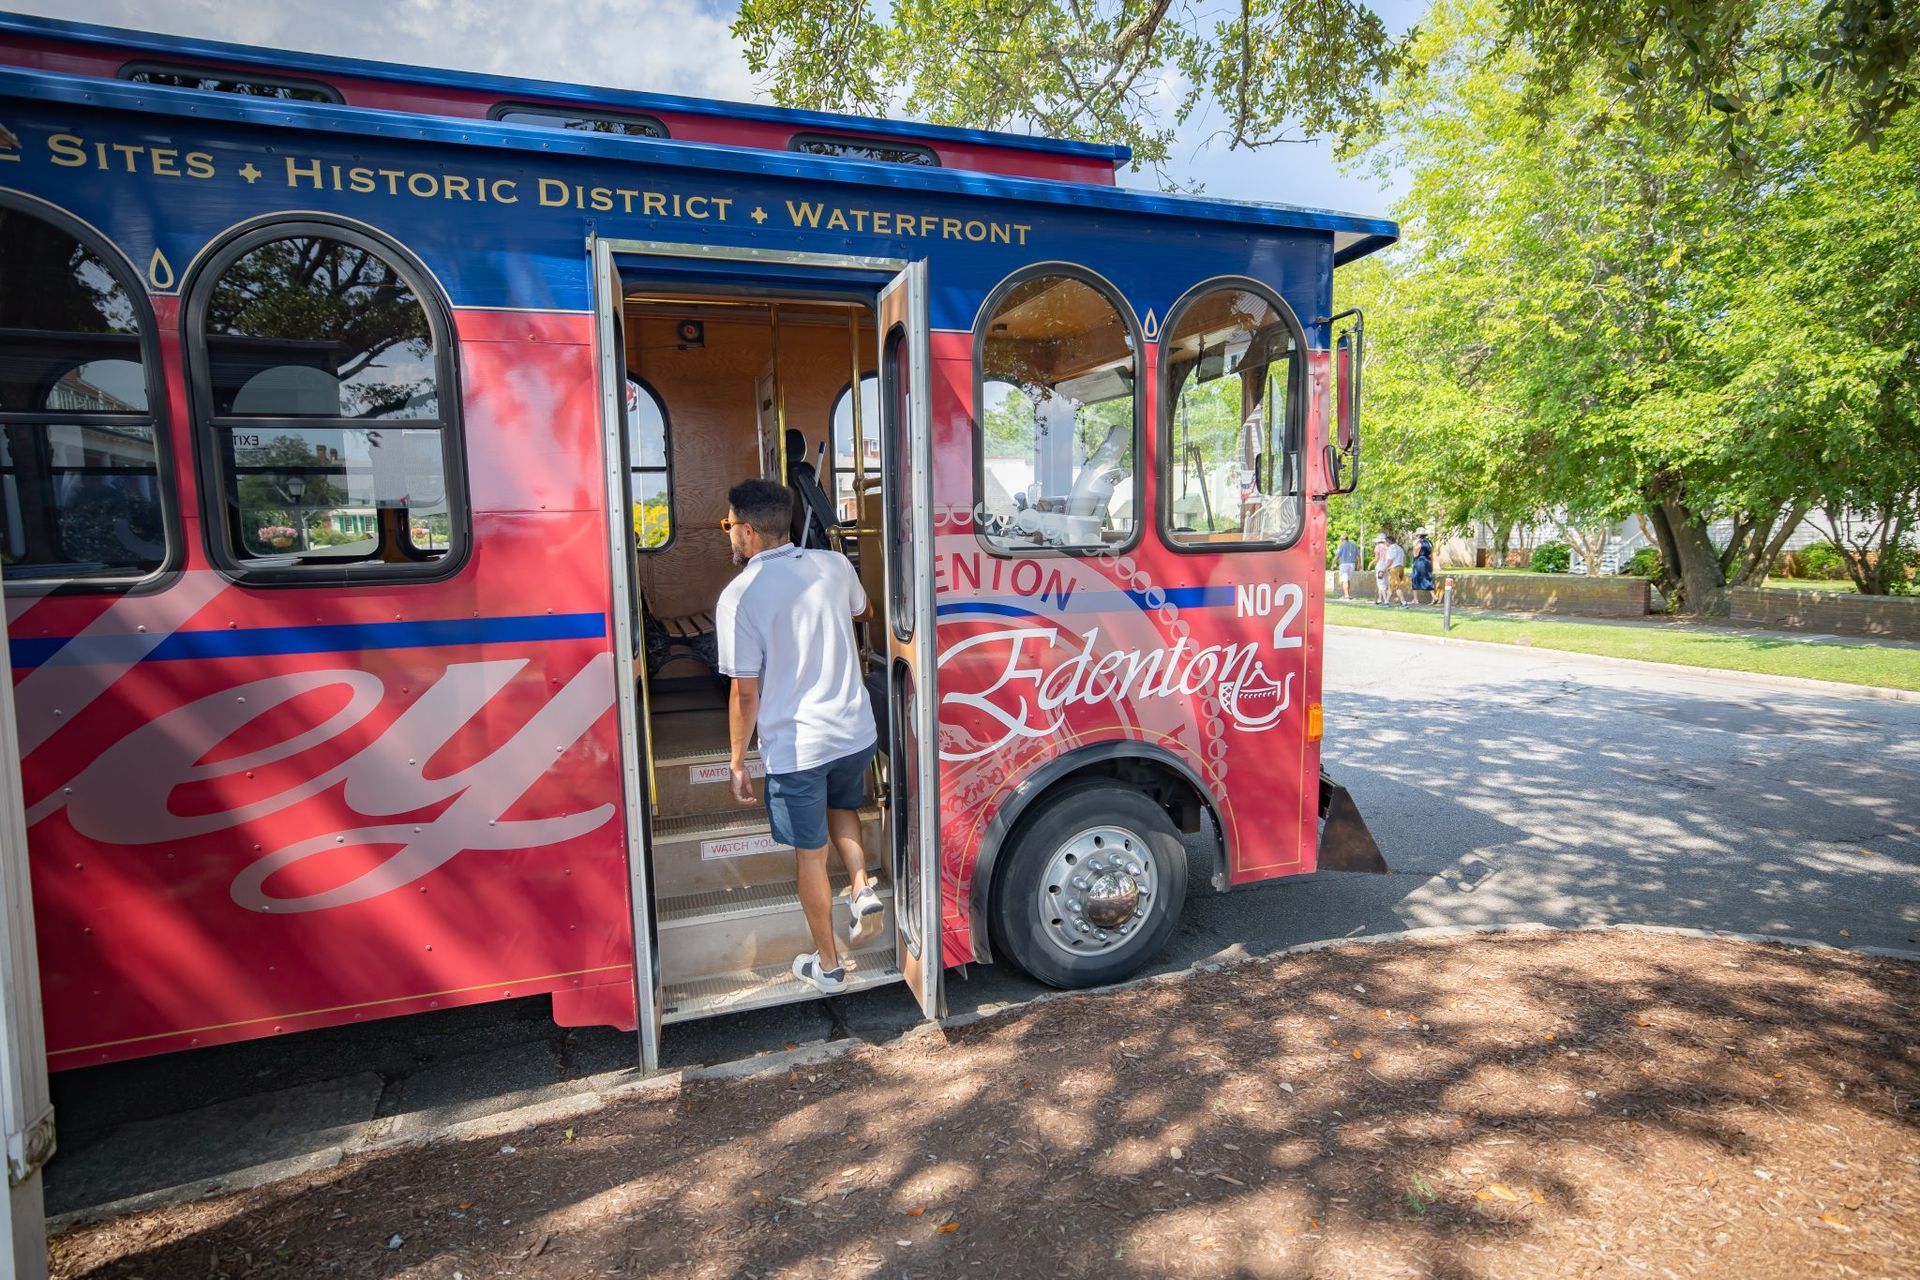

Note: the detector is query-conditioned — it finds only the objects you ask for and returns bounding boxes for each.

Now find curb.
[1327,623,1920,704]
[50,922,1919,1231]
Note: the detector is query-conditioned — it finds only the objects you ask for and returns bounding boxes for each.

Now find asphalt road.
[44,628,1920,1217]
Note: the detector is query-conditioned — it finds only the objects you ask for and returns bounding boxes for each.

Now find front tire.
[990,782,1188,989]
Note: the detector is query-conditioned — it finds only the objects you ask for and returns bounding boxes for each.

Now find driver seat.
[784,429,840,550]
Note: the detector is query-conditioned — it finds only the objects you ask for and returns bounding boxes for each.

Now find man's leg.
[794,844,841,973]
[827,806,869,896]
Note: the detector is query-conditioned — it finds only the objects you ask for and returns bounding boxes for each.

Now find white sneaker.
[792,951,846,994]
[847,884,884,945]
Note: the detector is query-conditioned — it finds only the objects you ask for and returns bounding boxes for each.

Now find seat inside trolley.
[613,287,896,1022]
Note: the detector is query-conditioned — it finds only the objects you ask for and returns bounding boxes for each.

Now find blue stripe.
[935,602,1040,620]
[9,612,606,670]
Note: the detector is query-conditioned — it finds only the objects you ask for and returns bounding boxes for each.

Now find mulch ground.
[48,930,1920,1279]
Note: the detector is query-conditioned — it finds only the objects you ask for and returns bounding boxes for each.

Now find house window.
[0,202,169,587]
[189,222,466,580]
[790,133,939,166]
[121,62,342,103]
[490,104,669,138]
[1160,280,1305,549]
[974,271,1138,553]
[626,377,672,549]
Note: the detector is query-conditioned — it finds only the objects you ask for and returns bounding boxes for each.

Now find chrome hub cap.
[1036,825,1156,958]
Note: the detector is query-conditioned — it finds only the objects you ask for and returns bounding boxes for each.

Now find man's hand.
[731,765,756,805]
[728,676,761,806]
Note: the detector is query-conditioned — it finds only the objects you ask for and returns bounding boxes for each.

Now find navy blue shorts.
[765,744,874,850]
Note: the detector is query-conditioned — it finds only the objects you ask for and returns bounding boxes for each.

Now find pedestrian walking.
[716,479,884,994]
[1336,535,1360,601]
[1387,535,1412,607]
[1411,528,1436,605]
[1372,532,1392,604]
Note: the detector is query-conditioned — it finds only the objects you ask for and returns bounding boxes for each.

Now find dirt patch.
[49,931,1920,1278]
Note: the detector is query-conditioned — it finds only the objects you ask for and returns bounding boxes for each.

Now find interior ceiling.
[1163,288,1286,361]
[623,296,875,329]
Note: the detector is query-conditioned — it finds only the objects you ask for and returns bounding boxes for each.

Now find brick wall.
[1441,572,1651,619]
[1726,587,1920,640]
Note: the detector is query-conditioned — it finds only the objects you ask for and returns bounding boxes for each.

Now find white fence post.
[0,603,52,1280]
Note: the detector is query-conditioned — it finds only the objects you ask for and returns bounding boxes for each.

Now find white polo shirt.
[714,542,878,775]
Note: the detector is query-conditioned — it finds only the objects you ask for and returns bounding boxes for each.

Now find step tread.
[661,946,900,1023]
[653,804,884,843]
[659,878,892,927]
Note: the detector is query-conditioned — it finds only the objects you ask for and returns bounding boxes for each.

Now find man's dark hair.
[728,479,794,541]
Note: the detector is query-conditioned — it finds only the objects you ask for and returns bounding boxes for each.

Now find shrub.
[1794,542,1848,581]
[1623,546,1660,578]
[1529,541,1572,573]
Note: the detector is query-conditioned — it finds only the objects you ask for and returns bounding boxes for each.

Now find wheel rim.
[1034,824,1156,960]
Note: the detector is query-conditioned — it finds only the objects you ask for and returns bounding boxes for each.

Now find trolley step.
[661,944,901,1024]
[657,879,894,985]
[649,807,883,898]
[649,747,763,818]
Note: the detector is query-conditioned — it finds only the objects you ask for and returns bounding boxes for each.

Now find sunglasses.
[719,516,738,532]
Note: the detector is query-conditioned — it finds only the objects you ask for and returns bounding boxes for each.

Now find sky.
[14,0,1423,216]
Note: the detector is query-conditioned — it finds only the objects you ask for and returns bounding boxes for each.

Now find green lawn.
[1762,576,1858,592]
[1325,598,1920,693]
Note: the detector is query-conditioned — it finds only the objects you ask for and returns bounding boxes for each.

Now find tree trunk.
[1644,481,1727,615]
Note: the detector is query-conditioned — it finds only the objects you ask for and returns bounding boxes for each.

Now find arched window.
[188,221,466,580]
[0,200,169,587]
[1160,280,1305,549]
[829,373,879,522]
[974,271,1138,553]
[626,376,672,549]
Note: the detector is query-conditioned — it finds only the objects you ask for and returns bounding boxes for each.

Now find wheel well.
[969,748,1224,964]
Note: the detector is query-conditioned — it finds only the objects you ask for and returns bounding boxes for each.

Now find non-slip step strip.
[652,804,884,844]
[661,946,900,1024]
[658,878,892,927]
[648,712,732,759]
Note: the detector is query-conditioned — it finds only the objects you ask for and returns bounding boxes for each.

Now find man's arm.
[728,676,761,804]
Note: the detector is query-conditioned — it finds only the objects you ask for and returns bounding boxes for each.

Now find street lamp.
[285,474,308,551]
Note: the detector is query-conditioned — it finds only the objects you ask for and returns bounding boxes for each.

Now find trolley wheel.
[989,781,1188,989]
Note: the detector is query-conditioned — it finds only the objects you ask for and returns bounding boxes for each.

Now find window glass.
[0,206,165,583]
[976,274,1136,552]
[829,374,879,522]
[626,377,672,549]
[196,228,461,575]
[791,134,938,166]
[883,326,913,640]
[1162,285,1303,547]
[124,65,340,103]
[492,105,669,138]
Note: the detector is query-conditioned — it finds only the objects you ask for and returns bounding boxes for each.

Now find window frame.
[0,192,180,596]
[489,102,670,138]
[1155,275,1310,556]
[826,372,879,521]
[969,263,1145,560]
[625,375,676,553]
[789,132,940,167]
[182,217,471,586]
[119,60,343,104]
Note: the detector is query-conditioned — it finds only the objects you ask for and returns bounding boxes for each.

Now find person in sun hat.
[1411,527,1437,604]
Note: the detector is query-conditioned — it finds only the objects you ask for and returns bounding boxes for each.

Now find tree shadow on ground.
[50,931,1920,1279]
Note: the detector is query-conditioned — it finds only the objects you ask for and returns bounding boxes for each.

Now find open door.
[877,262,943,1020]
[591,236,663,1070]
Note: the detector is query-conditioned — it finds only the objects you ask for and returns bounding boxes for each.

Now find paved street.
[44,629,1920,1218]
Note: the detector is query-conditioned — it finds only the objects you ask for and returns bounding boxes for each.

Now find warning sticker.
[689,760,765,784]
[701,832,792,861]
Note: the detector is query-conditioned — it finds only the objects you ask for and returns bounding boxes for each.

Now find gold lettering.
[920,214,939,237]
[943,218,962,240]
[710,197,732,221]
[493,179,518,204]
[149,148,180,177]
[965,220,987,242]
[111,143,143,171]
[1013,224,1031,245]
[590,186,614,212]
[185,152,215,180]
[48,134,87,167]
[444,175,472,201]
[871,211,891,235]
[538,178,570,207]
[377,169,406,196]
[348,167,376,194]
[407,172,438,198]
[684,195,708,219]
[825,208,849,232]
[850,209,871,232]
[785,199,824,228]
[615,187,640,213]
[285,157,324,189]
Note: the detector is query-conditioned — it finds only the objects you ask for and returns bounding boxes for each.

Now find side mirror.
[1320,309,1363,496]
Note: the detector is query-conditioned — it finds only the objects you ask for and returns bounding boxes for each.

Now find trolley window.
[627,376,673,549]
[790,133,939,167]
[121,62,342,103]
[489,103,670,138]
[0,202,169,586]
[829,373,879,523]
[975,272,1138,553]
[1160,281,1305,549]
[189,222,466,581]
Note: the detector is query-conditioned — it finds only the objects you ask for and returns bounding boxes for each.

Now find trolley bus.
[0,13,1390,1073]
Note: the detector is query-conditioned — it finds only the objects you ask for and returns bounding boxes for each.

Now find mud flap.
[1317,770,1389,875]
